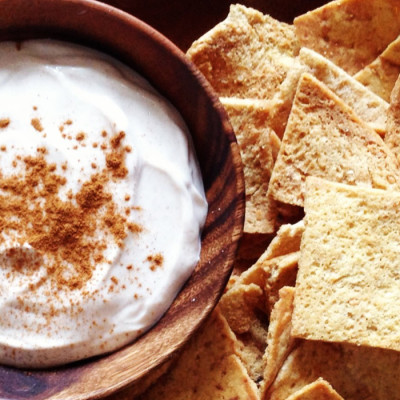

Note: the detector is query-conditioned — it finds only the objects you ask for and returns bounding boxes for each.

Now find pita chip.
[187,4,300,100]
[261,220,304,261]
[285,379,344,400]
[271,47,389,137]
[220,283,265,336]
[265,339,400,400]
[294,0,400,75]
[260,287,297,396]
[268,73,400,207]
[138,308,259,400]
[292,177,400,352]
[299,47,389,135]
[264,252,299,314]
[385,74,400,162]
[355,35,400,102]
[221,97,277,234]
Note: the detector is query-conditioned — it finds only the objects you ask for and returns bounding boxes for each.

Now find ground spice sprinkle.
[0,125,141,292]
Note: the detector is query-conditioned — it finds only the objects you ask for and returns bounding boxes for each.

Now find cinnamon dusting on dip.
[0,39,207,368]
[31,118,43,132]
[0,131,140,291]
[147,253,164,271]
[0,118,10,129]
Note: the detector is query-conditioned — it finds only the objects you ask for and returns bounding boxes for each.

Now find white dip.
[0,40,207,368]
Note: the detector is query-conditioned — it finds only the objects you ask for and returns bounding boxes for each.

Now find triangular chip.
[264,252,299,314]
[355,35,400,102]
[271,47,389,137]
[187,4,300,100]
[292,177,400,352]
[261,220,304,260]
[266,340,400,400]
[268,73,400,207]
[299,47,388,135]
[265,285,400,400]
[286,379,344,400]
[385,74,400,162]
[220,283,265,336]
[260,287,297,396]
[221,97,277,234]
[226,220,304,296]
[138,308,259,400]
[294,0,400,75]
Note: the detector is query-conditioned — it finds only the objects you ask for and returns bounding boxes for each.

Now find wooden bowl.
[0,0,244,398]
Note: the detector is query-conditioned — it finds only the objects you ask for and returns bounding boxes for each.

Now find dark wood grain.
[0,0,245,399]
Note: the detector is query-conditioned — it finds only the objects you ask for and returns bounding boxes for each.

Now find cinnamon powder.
[0,119,10,129]
[0,129,140,291]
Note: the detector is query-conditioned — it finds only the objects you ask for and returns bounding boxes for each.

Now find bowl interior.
[0,0,244,399]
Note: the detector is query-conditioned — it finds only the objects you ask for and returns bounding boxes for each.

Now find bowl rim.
[0,0,245,398]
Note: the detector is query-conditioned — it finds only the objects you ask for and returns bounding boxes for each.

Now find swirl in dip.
[0,40,207,368]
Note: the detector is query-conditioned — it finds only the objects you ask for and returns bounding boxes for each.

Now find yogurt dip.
[0,40,207,368]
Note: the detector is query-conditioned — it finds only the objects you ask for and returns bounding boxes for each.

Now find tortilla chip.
[221,97,277,234]
[260,287,297,397]
[286,379,344,400]
[292,177,400,352]
[355,35,400,102]
[294,0,400,75]
[268,73,400,207]
[138,308,259,400]
[385,74,400,162]
[187,4,300,100]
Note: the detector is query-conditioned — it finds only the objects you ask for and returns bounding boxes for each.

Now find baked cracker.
[285,378,344,400]
[221,97,277,234]
[264,252,299,315]
[268,73,400,207]
[355,35,400,102]
[261,220,304,260]
[220,276,268,383]
[294,0,400,75]
[187,4,300,100]
[292,177,400,352]
[266,340,400,400]
[260,287,297,397]
[138,308,259,400]
[299,47,388,136]
[385,74,400,162]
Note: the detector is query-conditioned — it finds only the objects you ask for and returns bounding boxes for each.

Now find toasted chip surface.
[221,98,277,234]
[294,0,400,75]
[139,308,259,400]
[355,35,400,102]
[385,74,400,162]
[187,4,300,100]
[262,220,304,260]
[268,73,400,206]
[299,47,388,135]
[264,252,299,314]
[261,287,296,397]
[292,177,400,352]
[285,379,344,400]
[266,340,400,400]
